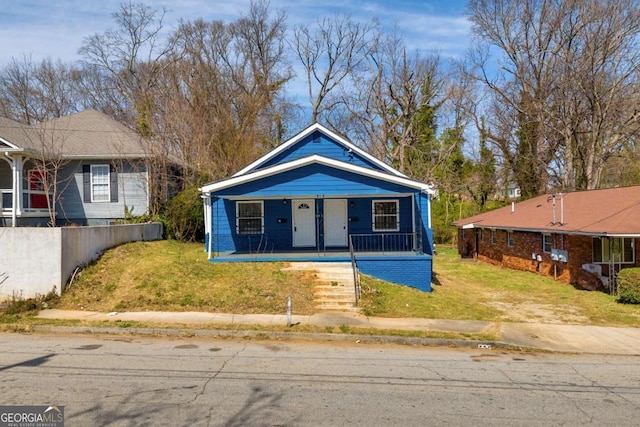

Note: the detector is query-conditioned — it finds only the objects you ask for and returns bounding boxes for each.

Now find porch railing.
[349,232,420,254]
[0,189,53,212]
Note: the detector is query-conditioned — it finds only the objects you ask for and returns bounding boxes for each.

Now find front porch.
[209,245,433,292]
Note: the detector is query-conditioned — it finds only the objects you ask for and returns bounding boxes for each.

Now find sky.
[0,0,473,66]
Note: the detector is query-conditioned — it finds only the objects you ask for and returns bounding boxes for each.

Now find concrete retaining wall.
[0,223,162,300]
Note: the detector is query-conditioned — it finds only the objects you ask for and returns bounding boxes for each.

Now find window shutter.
[83,164,91,203]
[110,165,118,203]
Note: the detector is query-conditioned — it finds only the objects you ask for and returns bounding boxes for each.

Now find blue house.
[200,123,435,291]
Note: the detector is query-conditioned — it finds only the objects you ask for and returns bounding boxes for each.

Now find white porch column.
[5,154,24,227]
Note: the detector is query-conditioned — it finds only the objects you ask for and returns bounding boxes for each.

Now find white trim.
[201,154,434,194]
[90,164,110,203]
[233,123,405,178]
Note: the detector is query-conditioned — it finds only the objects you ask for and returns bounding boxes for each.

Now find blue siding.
[216,164,415,198]
[357,255,432,292]
[416,192,434,255]
[261,131,385,171]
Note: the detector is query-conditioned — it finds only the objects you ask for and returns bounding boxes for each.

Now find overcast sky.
[0,0,472,66]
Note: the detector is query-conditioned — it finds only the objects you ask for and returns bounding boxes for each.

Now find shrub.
[617,268,640,304]
[163,186,204,242]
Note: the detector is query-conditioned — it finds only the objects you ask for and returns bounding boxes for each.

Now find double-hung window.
[237,201,264,234]
[490,229,496,245]
[507,230,514,247]
[543,234,552,254]
[372,200,399,231]
[91,165,110,202]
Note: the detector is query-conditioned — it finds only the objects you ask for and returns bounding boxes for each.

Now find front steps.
[282,262,360,312]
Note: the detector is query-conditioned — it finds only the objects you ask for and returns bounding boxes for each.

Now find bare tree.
[469,0,640,194]
[0,56,82,124]
[293,14,379,124]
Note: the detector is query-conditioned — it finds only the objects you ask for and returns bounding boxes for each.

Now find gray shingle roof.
[0,110,148,158]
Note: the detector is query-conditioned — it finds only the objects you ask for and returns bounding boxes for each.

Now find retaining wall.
[0,223,162,299]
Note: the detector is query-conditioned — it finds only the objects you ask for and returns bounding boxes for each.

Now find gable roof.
[201,154,434,195]
[0,110,148,159]
[233,122,406,178]
[453,186,640,236]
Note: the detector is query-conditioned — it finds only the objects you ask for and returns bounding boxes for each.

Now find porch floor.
[209,250,428,263]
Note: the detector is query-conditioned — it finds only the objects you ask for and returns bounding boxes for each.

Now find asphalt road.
[1,333,639,426]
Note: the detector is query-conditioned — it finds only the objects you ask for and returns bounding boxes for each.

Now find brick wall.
[456,227,640,291]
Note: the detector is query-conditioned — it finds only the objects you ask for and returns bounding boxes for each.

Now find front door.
[292,199,316,247]
[324,199,347,247]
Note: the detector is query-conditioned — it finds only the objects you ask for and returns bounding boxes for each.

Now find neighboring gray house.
[0,110,151,226]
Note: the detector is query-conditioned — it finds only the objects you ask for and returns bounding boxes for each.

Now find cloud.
[0,0,471,66]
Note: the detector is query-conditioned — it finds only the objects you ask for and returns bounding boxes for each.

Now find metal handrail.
[349,232,420,254]
[349,235,361,306]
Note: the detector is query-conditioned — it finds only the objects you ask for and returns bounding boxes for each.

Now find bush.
[617,268,640,304]
[163,186,204,242]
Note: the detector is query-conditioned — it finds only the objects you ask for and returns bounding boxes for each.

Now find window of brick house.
[543,234,552,253]
[507,230,514,247]
[490,229,496,245]
[593,237,634,263]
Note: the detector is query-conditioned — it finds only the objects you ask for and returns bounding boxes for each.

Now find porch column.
[8,154,24,227]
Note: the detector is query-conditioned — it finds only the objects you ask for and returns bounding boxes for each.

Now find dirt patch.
[486,299,589,324]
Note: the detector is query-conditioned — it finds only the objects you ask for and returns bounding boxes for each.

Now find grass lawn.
[12,241,640,328]
[54,240,317,315]
[359,246,640,326]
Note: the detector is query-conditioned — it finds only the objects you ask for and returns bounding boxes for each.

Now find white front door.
[292,199,316,247]
[324,199,348,247]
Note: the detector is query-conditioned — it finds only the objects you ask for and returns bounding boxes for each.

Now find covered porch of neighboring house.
[0,152,52,226]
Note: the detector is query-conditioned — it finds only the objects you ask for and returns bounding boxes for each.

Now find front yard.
[7,241,640,327]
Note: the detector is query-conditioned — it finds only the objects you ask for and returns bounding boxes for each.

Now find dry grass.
[55,240,316,315]
[359,246,640,326]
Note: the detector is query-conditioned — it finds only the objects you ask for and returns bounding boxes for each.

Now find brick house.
[452,186,640,292]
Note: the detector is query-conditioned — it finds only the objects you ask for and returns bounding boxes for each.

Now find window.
[507,230,514,247]
[543,234,552,254]
[83,164,117,203]
[372,200,399,231]
[479,228,484,241]
[593,237,634,264]
[462,229,466,240]
[91,165,110,202]
[490,229,496,245]
[237,201,263,234]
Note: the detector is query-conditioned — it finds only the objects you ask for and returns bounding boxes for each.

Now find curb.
[30,324,520,351]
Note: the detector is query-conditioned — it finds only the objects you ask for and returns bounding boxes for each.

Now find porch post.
[9,154,24,227]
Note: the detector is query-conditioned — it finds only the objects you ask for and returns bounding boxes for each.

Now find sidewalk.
[35,309,640,355]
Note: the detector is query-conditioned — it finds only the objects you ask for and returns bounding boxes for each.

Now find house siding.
[457,228,640,290]
[212,195,417,253]
[58,160,148,224]
[261,130,383,171]
[215,164,415,198]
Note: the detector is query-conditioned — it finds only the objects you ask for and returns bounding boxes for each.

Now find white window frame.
[507,230,514,248]
[543,234,552,254]
[90,164,110,203]
[236,201,264,234]
[372,199,399,232]
[490,229,496,245]
[593,237,635,264]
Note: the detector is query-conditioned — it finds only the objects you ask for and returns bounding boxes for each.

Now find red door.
[29,170,48,209]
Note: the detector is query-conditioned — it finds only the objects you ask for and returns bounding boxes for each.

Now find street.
[1,332,639,426]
